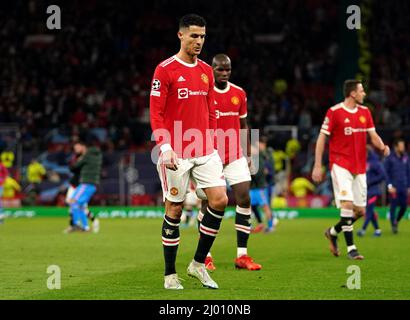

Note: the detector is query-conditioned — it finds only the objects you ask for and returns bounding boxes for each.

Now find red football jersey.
[150,55,216,159]
[320,102,375,174]
[213,82,247,164]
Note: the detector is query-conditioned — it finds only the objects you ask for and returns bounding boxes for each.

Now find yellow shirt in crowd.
[3,176,21,198]
[290,177,315,197]
[27,161,46,183]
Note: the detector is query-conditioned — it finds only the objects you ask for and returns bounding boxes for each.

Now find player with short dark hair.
[384,138,410,234]
[312,80,390,260]
[343,80,362,98]
[150,14,228,290]
[197,54,262,271]
[179,13,206,29]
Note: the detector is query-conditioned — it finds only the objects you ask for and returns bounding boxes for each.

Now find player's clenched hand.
[311,166,323,183]
[161,150,179,171]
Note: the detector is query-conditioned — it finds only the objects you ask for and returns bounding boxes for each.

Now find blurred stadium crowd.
[0,0,409,206]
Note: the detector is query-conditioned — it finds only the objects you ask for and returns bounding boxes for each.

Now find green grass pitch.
[1,217,409,300]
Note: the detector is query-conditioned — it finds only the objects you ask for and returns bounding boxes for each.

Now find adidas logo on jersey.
[344,118,350,123]
[177,76,186,82]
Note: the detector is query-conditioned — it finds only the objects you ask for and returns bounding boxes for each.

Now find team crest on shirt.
[201,73,209,84]
[170,187,179,196]
[152,79,161,90]
[341,190,347,196]
[231,96,240,105]
[359,116,366,124]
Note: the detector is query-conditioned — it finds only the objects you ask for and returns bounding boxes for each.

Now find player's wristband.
[160,143,173,153]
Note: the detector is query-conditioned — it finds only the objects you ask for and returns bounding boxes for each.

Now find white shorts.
[157,150,226,202]
[185,191,199,206]
[331,164,367,208]
[223,157,251,186]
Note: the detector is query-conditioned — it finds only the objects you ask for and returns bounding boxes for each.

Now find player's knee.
[166,201,183,219]
[233,187,250,207]
[340,201,353,211]
[354,208,365,218]
[208,193,228,211]
[236,194,250,208]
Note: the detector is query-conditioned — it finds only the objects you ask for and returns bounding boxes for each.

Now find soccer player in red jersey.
[150,14,228,290]
[312,80,390,260]
[197,54,261,271]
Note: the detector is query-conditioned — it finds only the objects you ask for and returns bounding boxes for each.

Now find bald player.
[198,54,262,271]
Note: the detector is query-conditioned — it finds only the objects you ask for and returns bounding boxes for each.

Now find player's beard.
[354,97,363,105]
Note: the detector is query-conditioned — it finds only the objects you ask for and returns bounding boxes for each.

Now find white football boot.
[164,273,184,290]
[187,260,218,289]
